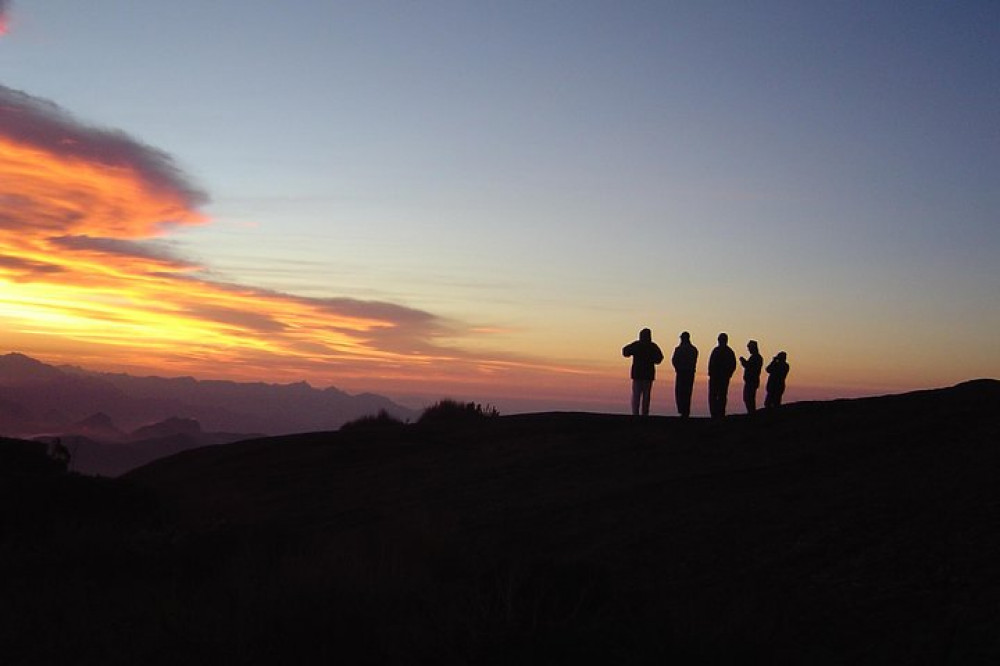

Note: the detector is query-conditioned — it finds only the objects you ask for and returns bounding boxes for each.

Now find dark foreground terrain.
[2,381,999,665]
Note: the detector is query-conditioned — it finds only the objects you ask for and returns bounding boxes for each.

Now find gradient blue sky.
[1,1,997,414]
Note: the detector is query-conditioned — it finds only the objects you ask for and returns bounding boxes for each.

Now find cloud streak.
[0,85,206,237]
[0,86,595,391]
[48,236,200,272]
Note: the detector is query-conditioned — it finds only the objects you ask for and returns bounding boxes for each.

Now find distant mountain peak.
[74,412,117,429]
[1,352,51,368]
[68,412,127,441]
[0,351,415,438]
[131,417,203,440]
[0,352,66,384]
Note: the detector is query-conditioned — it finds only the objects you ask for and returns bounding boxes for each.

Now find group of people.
[622,328,790,418]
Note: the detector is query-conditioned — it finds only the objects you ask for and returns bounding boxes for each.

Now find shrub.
[418,400,499,425]
[339,409,406,432]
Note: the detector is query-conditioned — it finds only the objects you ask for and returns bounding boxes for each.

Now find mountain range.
[0,352,414,475]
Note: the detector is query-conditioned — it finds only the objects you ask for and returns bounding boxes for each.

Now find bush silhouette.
[339,409,406,432]
[418,399,499,424]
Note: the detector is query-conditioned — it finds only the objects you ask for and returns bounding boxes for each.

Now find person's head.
[680,331,690,342]
[718,332,728,345]
[776,351,787,361]
[748,340,758,353]
[640,328,652,342]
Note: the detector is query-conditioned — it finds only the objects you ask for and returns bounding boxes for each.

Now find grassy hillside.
[4,381,999,664]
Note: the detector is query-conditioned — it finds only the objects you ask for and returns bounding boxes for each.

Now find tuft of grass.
[339,409,406,432]
[418,400,500,424]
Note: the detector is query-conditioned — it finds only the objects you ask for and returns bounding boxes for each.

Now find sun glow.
[0,117,608,393]
[0,138,205,238]
[0,131,390,370]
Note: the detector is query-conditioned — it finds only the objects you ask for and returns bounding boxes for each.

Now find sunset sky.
[1,1,997,415]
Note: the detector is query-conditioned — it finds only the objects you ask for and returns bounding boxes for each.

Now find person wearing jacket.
[671,331,698,418]
[622,328,664,416]
[708,332,737,418]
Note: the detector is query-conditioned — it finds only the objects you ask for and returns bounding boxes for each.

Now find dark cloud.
[48,235,201,271]
[304,295,462,351]
[313,297,444,329]
[180,305,287,334]
[166,276,461,355]
[0,85,207,206]
[0,193,77,230]
[0,254,65,278]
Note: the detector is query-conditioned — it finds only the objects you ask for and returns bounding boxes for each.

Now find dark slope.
[0,439,164,666]
[121,380,1000,664]
[3,381,998,664]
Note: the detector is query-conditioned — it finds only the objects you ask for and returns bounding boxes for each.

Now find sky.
[0,1,997,415]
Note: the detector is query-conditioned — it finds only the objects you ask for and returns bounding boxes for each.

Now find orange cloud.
[0,86,605,395]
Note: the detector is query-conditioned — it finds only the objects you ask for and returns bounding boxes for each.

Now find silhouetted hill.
[3,381,998,664]
[129,416,202,440]
[0,396,37,433]
[0,436,163,664]
[132,380,1000,663]
[0,354,128,434]
[38,419,261,477]
[0,352,67,384]
[64,366,414,434]
[68,411,128,441]
[0,352,415,475]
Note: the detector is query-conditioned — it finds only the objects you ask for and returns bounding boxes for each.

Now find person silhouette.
[707,332,737,419]
[765,351,790,409]
[739,340,763,414]
[622,328,664,416]
[671,331,698,418]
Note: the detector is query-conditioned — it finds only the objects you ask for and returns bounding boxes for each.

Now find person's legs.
[743,383,757,414]
[632,380,655,416]
[640,381,652,416]
[710,378,730,418]
[708,377,719,418]
[677,374,693,417]
[633,380,653,416]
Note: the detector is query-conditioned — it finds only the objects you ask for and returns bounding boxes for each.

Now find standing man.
[739,340,763,414]
[708,332,737,419]
[622,328,664,416]
[671,331,698,418]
